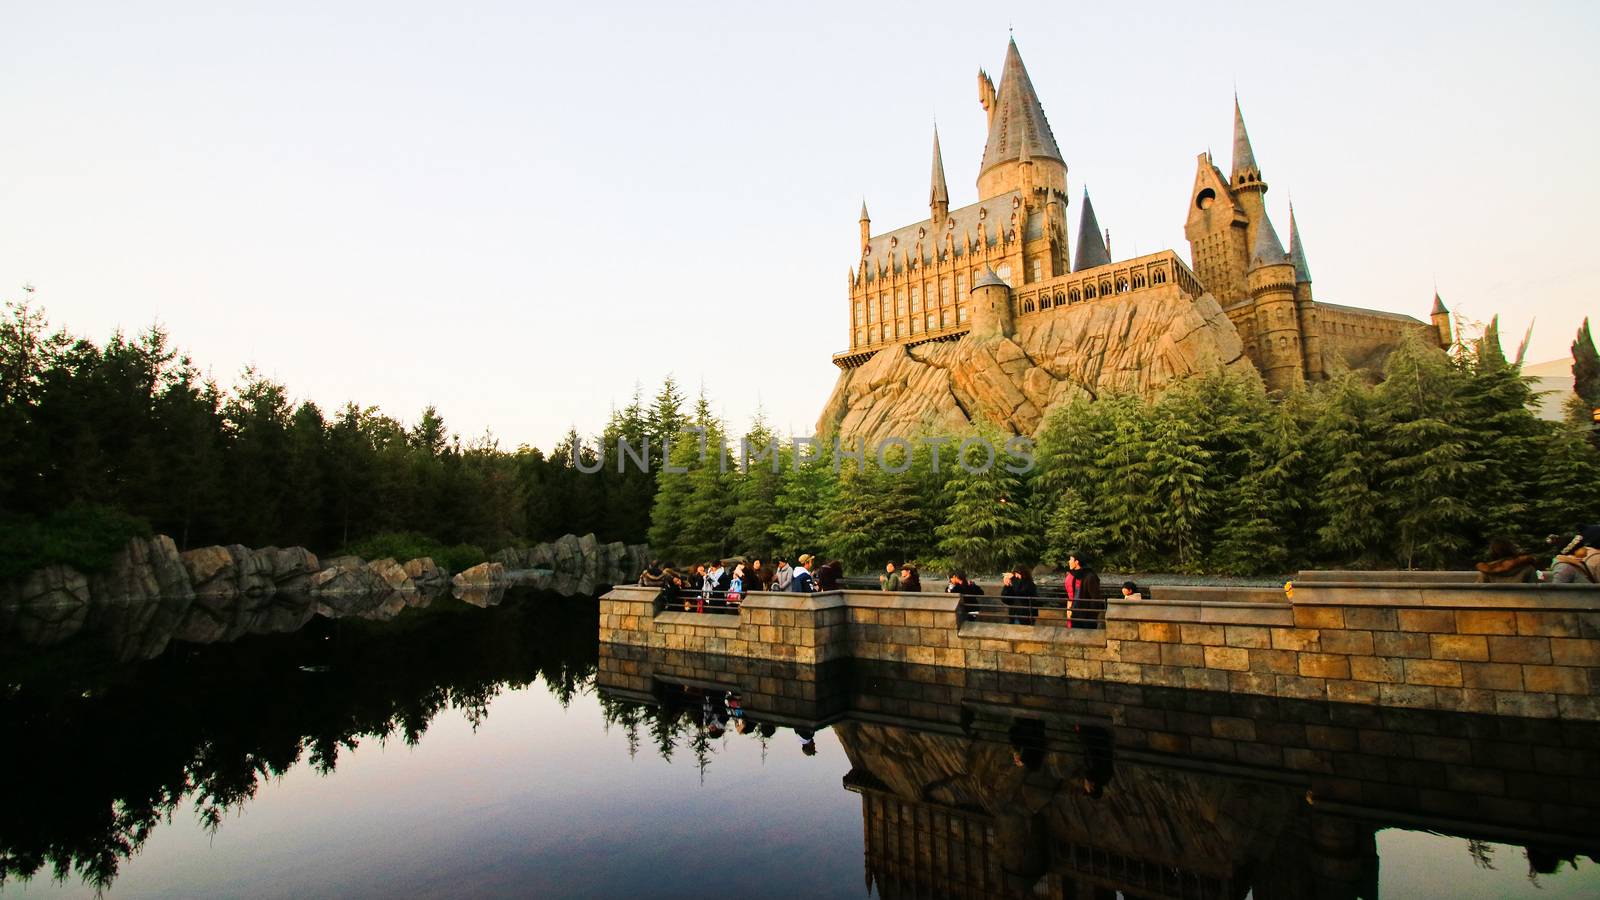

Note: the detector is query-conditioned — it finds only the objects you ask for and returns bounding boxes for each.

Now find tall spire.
[1431,290,1448,315]
[1249,207,1289,270]
[929,126,949,210]
[1231,94,1261,184]
[1287,202,1311,283]
[859,199,869,222]
[1073,189,1111,272]
[978,38,1063,177]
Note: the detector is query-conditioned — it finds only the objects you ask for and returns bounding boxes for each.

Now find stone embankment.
[601,574,1600,721]
[0,532,646,660]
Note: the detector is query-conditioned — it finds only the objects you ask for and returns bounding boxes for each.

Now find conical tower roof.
[930,126,949,208]
[973,266,1008,289]
[1232,95,1260,181]
[1287,203,1312,283]
[859,199,869,221]
[979,39,1063,177]
[1073,190,1111,271]
[1249,208,1289,270]
[1432,291,1448,315]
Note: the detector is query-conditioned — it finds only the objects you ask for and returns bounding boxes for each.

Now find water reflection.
[0,590,595,890]
[2,596,1597,898]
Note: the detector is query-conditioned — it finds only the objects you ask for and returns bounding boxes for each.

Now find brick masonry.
[600,581,1600,720]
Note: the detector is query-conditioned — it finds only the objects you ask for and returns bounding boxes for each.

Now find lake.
[1,590,1595,898]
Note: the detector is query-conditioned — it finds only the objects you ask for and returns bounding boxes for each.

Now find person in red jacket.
[1063,553,1105,629]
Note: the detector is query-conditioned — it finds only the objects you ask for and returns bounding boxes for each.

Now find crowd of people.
[637,549,1133,629]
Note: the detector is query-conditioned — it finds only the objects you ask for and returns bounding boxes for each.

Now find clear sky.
[2,1,1595,450]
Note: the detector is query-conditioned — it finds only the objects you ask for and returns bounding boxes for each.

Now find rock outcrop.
[493,534,649,589]
[0,565,92,646]
[818,290,1252,446]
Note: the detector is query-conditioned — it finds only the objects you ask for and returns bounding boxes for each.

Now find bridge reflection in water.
[599,643,1600,900]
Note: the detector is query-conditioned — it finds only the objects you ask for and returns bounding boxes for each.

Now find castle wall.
[1318,304,1436,370]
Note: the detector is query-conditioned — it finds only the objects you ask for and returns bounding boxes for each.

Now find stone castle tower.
[821,38,1448,441]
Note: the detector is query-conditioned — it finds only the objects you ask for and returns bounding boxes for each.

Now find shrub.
[336,531,487,574]
[0,505,151,581]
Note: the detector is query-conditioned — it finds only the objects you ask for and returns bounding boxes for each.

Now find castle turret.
[976,39,1066,201]
[1287,203,1324,381]
[929,127,949,227]
[1074,189,1111,272]
[969,265,1014,340]
[1231,96,1270,256]
[1431,292,1452,348]
[1184,150,1250,304]
[859,200,871,253]
[1246,208,1305,391]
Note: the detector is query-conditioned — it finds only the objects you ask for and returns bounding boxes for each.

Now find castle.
[822,38,1448,440]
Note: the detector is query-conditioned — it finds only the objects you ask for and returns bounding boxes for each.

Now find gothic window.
[910,286,920,311]
[1069,288,1081,303]
[1031,259,1042,283]
[996,264,1012,287]
[1133,273,1146,289]
[855,329,864,347]
[1054,291,1065,307]
[868,299,877,323]
[895,319,903,338]
[1083,283,1096,299]
[1116,278,1129,293]
[853,302,863,325]
[941,279,952,304]
[1100,280,1112,296]
[1153,269,1167,285]
[1023,297,1035,313]
[959,306,969,323]
[956,273,967,296]
[927,313,936,331]
[895,291,906,316]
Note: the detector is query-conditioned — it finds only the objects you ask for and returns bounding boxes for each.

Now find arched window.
[1132,273,1146,289]
[1152,269,1167,285]
[1031,259,1042,283]
[996,264,1013,287]
[1054,291,1065,307]
[959,306,969,323]
[1083,283,1096,299]
[910,286,920,311]
[1116,278,1129,293]
[1100,280,1112,296]
[853,302,863,325]
[956,273,967,297]
[1069,288,1081,303]
[926,313,936,331]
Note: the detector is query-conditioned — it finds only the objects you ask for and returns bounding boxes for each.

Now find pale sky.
[2,1,1595,450]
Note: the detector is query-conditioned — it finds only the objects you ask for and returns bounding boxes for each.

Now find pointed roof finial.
[978,38,1062,177]
[1232,95,1261,182]
[859,199,869,221]
[1287,201,1312,284]
[1073,189,1111,271]
[1249,207,1289,269]
[1432,290,1449,316]
[930,125,949,208]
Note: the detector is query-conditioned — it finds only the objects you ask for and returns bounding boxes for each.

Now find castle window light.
[959,306,969,323]
[853,302,863,325]
[941,278,952,304]
[895,319,903,338]
[996,263,1013,286]
[895,290,906,316]
[910,285,920,311]
[957,272,967,296]
[926,313,936,331]
[1031,258,1042,283]
[1116,277,1129,293]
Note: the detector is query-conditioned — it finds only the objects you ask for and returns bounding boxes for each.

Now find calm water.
[1,592,1595,898]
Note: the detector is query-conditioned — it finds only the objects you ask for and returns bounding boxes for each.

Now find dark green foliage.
[0,300,664,568]
[0,505,151,581]
[336,532,487,574]
[934,432,1036,573]
[1573,318,1600,410]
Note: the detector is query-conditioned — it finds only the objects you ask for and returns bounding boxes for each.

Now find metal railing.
[654,588,743,616]
[956,594,1105,629]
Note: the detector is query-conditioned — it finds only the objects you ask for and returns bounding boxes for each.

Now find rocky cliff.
[818,290,1253,445]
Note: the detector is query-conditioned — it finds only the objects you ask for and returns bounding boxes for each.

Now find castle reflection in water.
[600,643,1600,900]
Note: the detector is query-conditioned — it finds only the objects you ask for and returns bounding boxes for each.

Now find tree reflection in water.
[0,590,599,890]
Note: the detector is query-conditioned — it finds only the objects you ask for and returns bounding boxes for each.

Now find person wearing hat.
[790,554,816,592]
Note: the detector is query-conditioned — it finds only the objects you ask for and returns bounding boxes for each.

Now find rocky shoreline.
[0,533,648,661]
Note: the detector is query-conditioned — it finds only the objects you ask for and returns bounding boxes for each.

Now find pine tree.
[727,414,783,556]
[823,449,926,570]
[1572,318,1600,410]
[1307,374,1390,565]
[1374,334,1483,568]
[934,432,1037,574]
[770,440,836,558]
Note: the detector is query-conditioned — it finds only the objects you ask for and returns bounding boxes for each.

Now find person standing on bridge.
[1064,553,1104,629]
[879,561,900,592]
[772,557,793,591]
[790,555,816,592]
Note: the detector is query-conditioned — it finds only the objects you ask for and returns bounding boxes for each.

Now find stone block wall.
[599,581,1600,720]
